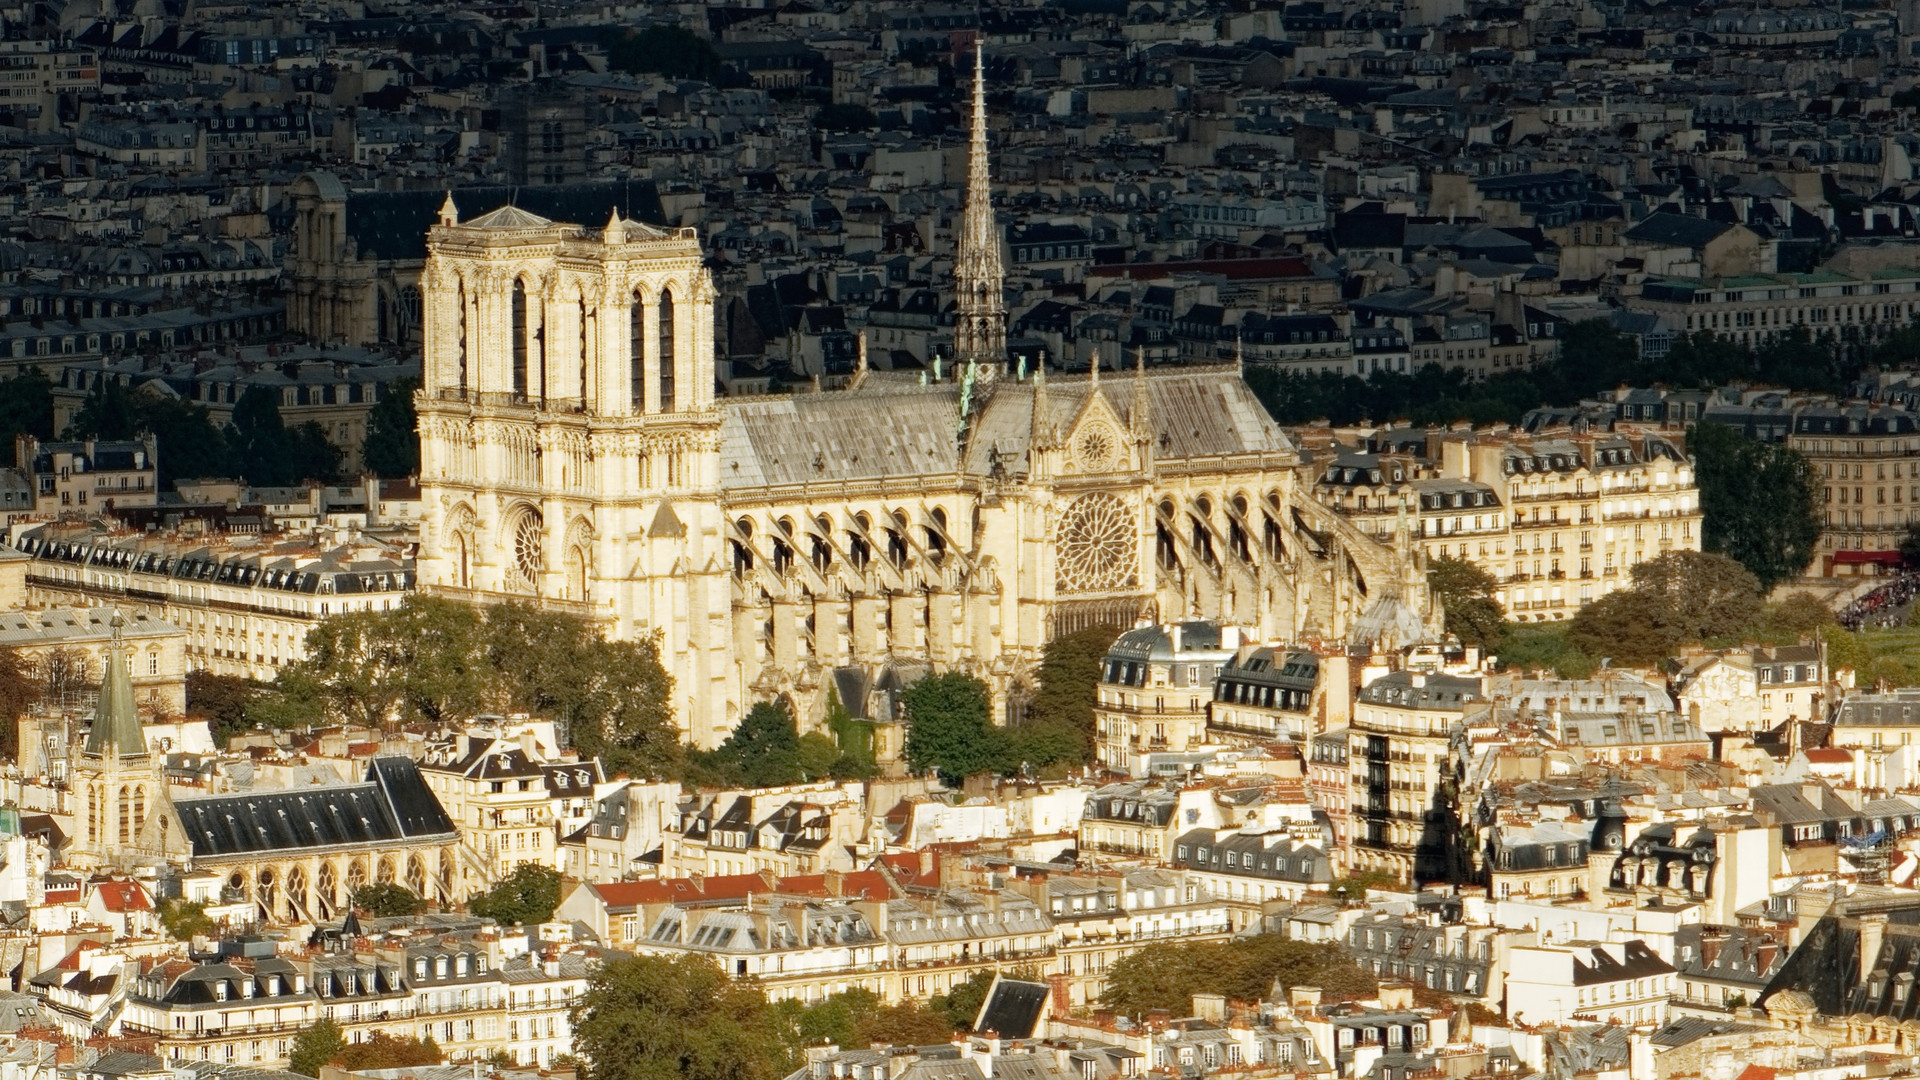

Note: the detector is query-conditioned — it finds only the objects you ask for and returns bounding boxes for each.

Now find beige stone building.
[1305,427,1703,622]
[413,86,1430,747]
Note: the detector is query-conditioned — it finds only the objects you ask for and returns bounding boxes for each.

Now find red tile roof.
[93,881,152,912]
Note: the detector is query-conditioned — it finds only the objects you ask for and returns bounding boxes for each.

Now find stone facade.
[413,108,1435,748]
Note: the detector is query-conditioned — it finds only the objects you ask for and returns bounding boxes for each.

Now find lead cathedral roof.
[716,368,1293,491]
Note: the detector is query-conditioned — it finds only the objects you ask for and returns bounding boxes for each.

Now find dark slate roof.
[1355,671,1483,709]
[172,758,456,858]
[975,976,1050,1039]
[345,179,666,262]
[1572,940,1675,986]
[1624,212,1735,248]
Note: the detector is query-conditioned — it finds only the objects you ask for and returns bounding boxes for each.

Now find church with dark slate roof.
[406,72,1436,747]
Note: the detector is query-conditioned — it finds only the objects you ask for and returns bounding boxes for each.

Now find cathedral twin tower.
[415,50,1012,745]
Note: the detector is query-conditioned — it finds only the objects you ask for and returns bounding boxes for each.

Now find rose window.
[1056,493,1136,592]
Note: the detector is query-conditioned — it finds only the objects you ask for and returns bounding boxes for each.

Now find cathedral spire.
[1131,346,1151,437]
[952,43,1006,369]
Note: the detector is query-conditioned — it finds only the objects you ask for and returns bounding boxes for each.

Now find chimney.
[1860,913,1888,978]
[1289,986,1322,1011]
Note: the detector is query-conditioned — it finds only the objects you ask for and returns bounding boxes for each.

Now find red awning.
[1832,550,1903,565]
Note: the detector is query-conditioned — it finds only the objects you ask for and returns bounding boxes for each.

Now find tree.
[362,379,420,478]
[902,671,1007,785]
[696,699,802,787]
[226,386,296,486]
[64,378,143,440]
[1690,421,1822,590]
[1015,626,1117,770]
[469,864,562,926]
[854,1002,957,1046]
[186,670,263,746]
[606,26,724,82]
[352,882,425,917]
[138,396,228,488]
[290,1019,346,1077]
[335,1033,443,1070]
[288,421,345,484]
[572,954,788,1080]
[1102,936,1376,1016]
[1566,551,1765,667]
[821,688,876,779]
[1627,549,1765,643]
[1426,556,1506,649]
[1757,594,1838,640]
[1902,520,1920,568]
[0,369,53,467]
[929,969,995,1031]
[0,648,33,756]
[158,898,215,941]
[37,647,96,708]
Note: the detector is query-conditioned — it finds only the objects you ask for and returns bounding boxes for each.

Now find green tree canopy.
[362,379,420,478]
[0,369,53,467]
[1566,550,1764,667]
[158,898,215,941]
[60,378,228,489]
[0,648,33,756]
[186,670,264,746]
[1427,555,1506,650]
[1102,935,1375,1016]
[572,953,789,1080]
[606,26,724,81]
[290,1019,346,1077]
[334,1033,444,1071]
[1689,421,1822,590]
[902,671,1007,785]
[251,598,681,776]
[469,864,562,926]
[1011,626,1117,772]
[352,882,425,917]
[694,699,802,787]
[1902,521,1920,567]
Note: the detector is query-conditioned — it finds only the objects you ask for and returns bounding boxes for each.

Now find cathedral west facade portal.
[414,54,1435,747]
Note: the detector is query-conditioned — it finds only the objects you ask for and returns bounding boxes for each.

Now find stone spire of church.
[1131,347,1151,436]
[953,44,1005,368]
[83,610,146,761]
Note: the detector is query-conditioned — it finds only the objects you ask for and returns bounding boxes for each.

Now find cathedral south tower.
[414,199,735,746]
[953,45,1006,367]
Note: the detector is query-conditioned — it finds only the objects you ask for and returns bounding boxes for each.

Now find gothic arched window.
[657,289,676,411]
[511,279,529,398]
[630,291,646,411]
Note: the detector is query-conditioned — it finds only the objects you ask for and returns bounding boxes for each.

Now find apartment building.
[13,522,413,681]
[15,435,159,516]
[1093,621,1247,775]
[1786,405,1919,574]
[119,927,590,1068]
[1631,265,1920,350]
[1347,671,1487,884]
[1304,427,1703,621]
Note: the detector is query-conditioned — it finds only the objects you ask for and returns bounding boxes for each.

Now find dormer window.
[414,959,428,980]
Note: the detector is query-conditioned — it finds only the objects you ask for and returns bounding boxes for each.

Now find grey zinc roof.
[716,368,1292,492]
[718,384,962,490]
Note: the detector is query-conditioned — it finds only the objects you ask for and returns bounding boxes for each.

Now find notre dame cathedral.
[413,52,1437,747]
